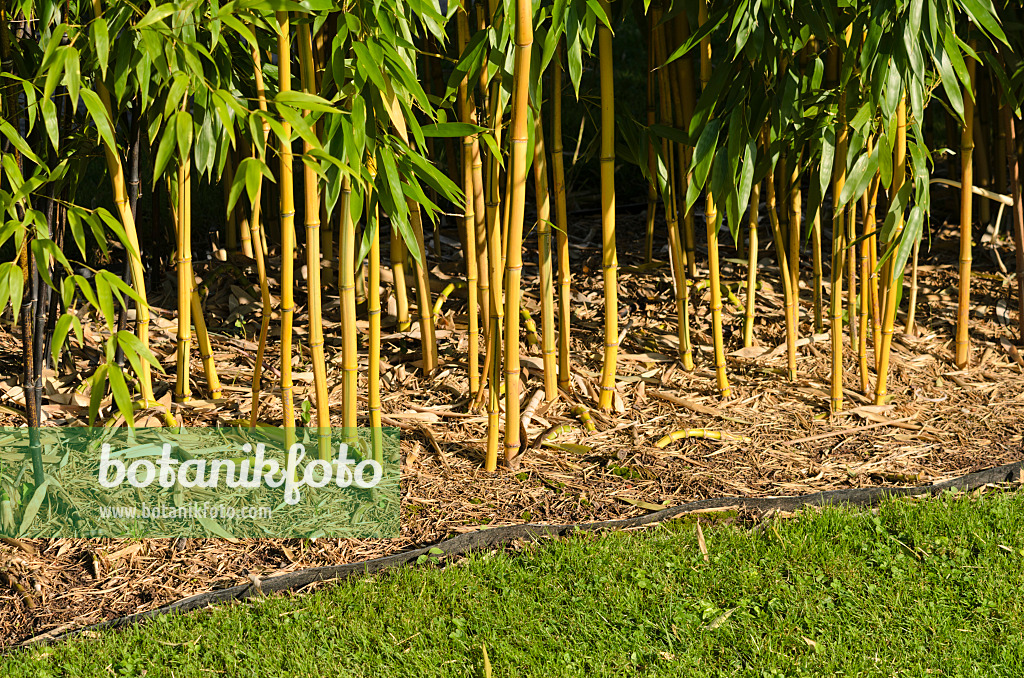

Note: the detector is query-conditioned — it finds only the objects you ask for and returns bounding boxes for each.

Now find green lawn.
[5,489,1024,677]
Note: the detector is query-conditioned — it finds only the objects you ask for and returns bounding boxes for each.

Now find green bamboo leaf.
[41,97,60,151]
[107,364,135,429]
[17,479,48,538]
[0,262,24,321]
[956,0,1007,44]
[153,122,178,181]
[80,89,117,154]
[819,127,835,199]
[88,364,108,427]
[63,47,81,110]
[839,147,879,207]
[685,119,722,213]
[91,17,110,77]
[276,90,339,114]
[94,271,116,330]
[419,122,486,137]
[51,313,82,368]
[72,274,99,314]
[176,111,194,159]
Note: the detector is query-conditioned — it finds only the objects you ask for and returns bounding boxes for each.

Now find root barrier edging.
[10,459,1023,650]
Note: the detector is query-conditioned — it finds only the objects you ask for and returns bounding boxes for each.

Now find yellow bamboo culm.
[298,22,331,456]
[367,162,383,463]
[552,41,573,392]
[829,32,851,414]
[875,95,910,404]
[338,175,358,435]
[644,11,657,264]
[408,201,438,373]
[248,43,274,427]
[276,11,297,443]
[743,181,759,348]
[391,225,410,331]
[596,0,619,410]
[174,161,192,404]
[89,0,155,406]
[190,290,222,399]
[699,0,731,398]
[671,12,698,280]
[533,109,557,402]
[503,0,534,463]
[763,126,798,381]
[653,3,694,371]
[955,47,978,369]
[456,6,480,397]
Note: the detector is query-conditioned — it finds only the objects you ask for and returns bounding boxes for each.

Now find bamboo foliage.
[2,0,1023,480]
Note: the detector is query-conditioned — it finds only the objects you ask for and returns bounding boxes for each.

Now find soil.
[1,195,1023,647]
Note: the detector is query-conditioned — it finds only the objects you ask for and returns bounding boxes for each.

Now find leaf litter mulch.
[2,197,1024,647]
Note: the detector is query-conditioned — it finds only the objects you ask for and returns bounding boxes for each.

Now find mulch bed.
[1,202,1023,647]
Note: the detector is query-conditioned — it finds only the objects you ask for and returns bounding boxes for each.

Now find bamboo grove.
[2,0,1024,473]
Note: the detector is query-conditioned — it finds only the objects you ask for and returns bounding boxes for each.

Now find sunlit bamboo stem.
[653,2,694,371]
[955,48,978,369]
[367,162,383,463]
[1003,94,1024,343]
[671,12,698,279]
[699,0,730,398]
[876,95,910,404]
[743,181,759,348]
[764,127,798,381]
[829,33,850,413]
[503,0,533,462]
[174,161,192,404]
[552,41,573,392]
[249,43,275,426]
[597,0,620,409]
[298,22,331,453]
[89,0,155,405]
[533,108,557,402]
[276,11,297,440]
[457,5,480,397]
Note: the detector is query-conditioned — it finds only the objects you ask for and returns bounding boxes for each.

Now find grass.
[4,489,1024,677]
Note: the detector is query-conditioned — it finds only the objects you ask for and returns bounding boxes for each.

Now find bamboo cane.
[644,10,657,264]
[552,41,573,392]
[248,43,275,426]
[89,0,155,406]
[597,0,620,409]
[174,162,192,403]
[858,192,871,394]
[533,108,557,402]
[671,12,698,280]
[875,95,909,404]
[457,5,480,397]
[905,239,920,334]
[653,3,694,371]
[866,171,882,363]
[190,290,221,399]
[391,226,411,331]
[955,48,978,369]
[829,32,851,414]
[764,126,798,381]
[503,0,533,461]
[811,204,824,332]
[367,160,383,463]
[743,181,759,348]
[1003,97,1024,343]
[276,11,297,439]
[338,176,358,434]
[298,22,331,456]
[788,149,802,308]
[699,0,731,398]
